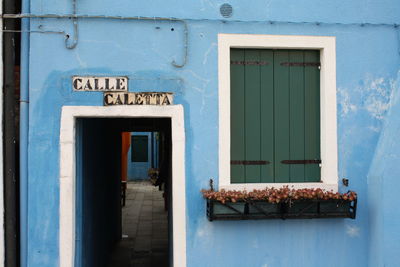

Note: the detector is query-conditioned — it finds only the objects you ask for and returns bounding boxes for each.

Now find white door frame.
[59,105,187,267]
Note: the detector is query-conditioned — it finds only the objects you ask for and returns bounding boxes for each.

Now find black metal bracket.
[281,160,321,164]
[280,62,320,67]
[209,179,214,191]
[231,60,269,66]
[231,160,270,165]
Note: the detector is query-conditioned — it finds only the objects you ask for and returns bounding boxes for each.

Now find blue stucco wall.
[367,72,400,267]
[25,1,400,266]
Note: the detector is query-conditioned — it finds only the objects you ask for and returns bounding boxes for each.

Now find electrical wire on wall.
[1,13,399,68]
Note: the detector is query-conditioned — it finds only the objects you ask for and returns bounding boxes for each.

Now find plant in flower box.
[203,189,248,216]
[201,185,357,220]
[247,189,281,216]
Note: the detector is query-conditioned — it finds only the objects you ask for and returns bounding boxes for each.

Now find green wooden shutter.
[230,49,321,183]
[230,49,274,183]
[132,135,149,162]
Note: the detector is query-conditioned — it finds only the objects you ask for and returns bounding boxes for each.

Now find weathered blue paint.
[128,132,152,180]
[24,0,400,266]
[367,71,400,267]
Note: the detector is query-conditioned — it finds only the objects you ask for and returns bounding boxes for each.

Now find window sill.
[219,182,338,192]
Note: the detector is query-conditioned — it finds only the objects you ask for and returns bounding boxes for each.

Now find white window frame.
[218,34,338,192]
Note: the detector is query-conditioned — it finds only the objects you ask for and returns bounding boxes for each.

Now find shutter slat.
[230,49,246,183]
[244,50,262,183]
[274,51,290,182]
[260,50,275,183]
[304,51,321,182]
[289,51,306,182]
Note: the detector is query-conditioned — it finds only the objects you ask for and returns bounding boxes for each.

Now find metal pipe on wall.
[19,0,29,265]
[1,13,189,67]
[65,0,77,49]
[3,0,18,265]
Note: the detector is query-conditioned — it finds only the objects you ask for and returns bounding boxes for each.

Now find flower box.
[248,201,281,214]
[207,200,248,220]
[206,199,356,221]
[212,201,246,215]
[286,200,319,215]
[319,199,355,217]
[203,187,357,221]
[319,199,350,212]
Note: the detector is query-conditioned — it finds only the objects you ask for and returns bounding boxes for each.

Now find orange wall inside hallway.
[121,132,131,182]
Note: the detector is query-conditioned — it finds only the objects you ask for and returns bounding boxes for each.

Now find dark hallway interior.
[108,180,168,267]
[75,118,172,267]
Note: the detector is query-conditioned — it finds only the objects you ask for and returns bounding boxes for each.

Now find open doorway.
[59,106,186,267]
[74,118,172,267]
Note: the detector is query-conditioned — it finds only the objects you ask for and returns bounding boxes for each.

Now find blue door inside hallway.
[128,132,153,180]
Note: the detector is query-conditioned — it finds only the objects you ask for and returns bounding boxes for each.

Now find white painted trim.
[59,105,186,267]
[0,0,4,263]
[218,34,338,191]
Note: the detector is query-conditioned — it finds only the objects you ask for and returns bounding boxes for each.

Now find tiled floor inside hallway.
[108,180,169,267]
